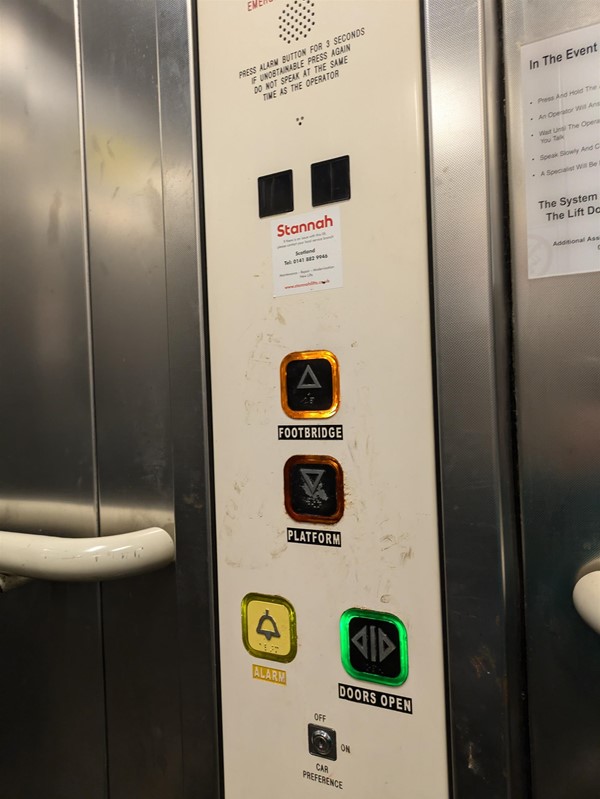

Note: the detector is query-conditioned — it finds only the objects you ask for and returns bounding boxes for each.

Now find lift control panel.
[198,1,449,795]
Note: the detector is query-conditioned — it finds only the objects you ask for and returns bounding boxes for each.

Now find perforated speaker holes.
[279,0,316,45]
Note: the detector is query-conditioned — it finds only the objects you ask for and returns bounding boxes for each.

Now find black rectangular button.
[311,155,350,207]
[258,169,294,217]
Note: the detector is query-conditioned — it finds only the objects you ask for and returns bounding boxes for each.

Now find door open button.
[340,608,408,686]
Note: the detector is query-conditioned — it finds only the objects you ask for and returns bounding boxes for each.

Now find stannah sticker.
[271,206,343,297]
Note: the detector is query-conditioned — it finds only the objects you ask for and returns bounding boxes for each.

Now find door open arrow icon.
[351,624,397,663]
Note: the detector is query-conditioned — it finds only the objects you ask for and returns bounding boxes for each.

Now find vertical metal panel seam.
[152,5,185,796]
[153,0,176,522]
[186,0,224,793]
[418,1,455,794]
[480,0,531,795]
[72,0,99,536]
[72,1,108,796]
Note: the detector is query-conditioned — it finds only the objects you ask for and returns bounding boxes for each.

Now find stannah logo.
[277,215,334,237]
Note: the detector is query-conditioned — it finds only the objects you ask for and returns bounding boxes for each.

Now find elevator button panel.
[280,350,340,419]
[284,455,344,524]
[340,609,409,687]
[242,593,297,663]
[200,0,449,794]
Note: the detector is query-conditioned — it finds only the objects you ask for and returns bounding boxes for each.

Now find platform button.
[284,455,344,524]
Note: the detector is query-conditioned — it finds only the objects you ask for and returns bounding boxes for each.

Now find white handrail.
[0,527,174,582]
[573,570,600,635]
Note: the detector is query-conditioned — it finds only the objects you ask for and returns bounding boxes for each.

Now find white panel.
[198,1,448,796]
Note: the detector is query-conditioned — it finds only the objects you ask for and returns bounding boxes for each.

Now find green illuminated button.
[340,608,408,687]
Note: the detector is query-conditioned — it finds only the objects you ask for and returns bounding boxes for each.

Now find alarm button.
[242,593,297,663]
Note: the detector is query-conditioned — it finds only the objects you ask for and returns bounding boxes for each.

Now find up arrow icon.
[297,364,322,389]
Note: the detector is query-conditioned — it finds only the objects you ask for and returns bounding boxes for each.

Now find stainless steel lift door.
[0,2,219,797]
[426,2,600,797]
[503,2,600,798]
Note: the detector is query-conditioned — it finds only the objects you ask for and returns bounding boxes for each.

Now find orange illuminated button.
[284,455,344,524]
[280,350,340,419]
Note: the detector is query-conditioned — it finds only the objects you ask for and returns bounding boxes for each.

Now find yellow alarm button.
[242,593,297,664]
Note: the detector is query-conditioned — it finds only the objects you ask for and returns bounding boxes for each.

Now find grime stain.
[380,534,399,551]
[470,645,496,679]
[270,543,288,559]
[467,741,483,776]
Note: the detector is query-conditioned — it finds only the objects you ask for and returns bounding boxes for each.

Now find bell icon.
[256,609,281,642]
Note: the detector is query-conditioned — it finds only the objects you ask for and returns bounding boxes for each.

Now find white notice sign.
[521,24,600,278]
[271,207,343,297]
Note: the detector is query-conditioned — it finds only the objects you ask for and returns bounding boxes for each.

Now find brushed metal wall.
[78,0,220,795]
[0,1,220,796]
[78,0,181,793]
[503,2,600,798]
[0,1,106,796]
